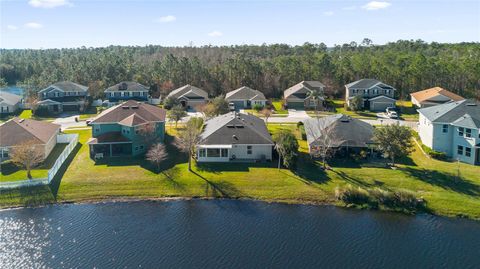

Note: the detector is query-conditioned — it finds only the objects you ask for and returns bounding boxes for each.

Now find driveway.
[52,114,87,130]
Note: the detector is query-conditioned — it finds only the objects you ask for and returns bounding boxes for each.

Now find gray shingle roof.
[345,79,395,90]
[284,81,325,99]
[105,81,149,92]
[40,81,88,93]
[303,114,374,148]
[199,112,273,145]
[418,99,480,128]
[167,84,208,100]
[225,86,267,101]
[0,91,22,105]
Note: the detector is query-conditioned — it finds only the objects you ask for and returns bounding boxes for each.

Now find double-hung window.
[465,147,472,157]
[458,127,464,136]
[199,149,206,157]
[442,124,448,133]
[247,146,252,155]
[457,145,463,155]
[465,128,472,138]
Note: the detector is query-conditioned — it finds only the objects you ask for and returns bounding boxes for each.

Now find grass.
[0,143,68,182]
[396,100,419,121]
[271,100,288,114]
[0,124,479,220]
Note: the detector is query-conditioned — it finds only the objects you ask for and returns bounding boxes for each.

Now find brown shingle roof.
[410,87,464,103]
[0,118,60,147]
[91,100,166,124]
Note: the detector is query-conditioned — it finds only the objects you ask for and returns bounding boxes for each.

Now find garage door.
[231,100,245,109]
[287,102,305,110]
[370,101,394,111]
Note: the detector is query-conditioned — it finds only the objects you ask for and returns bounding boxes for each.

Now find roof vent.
[235,125,244,128]
[227,124,235,128]
[466,103,477,106]
[232,135,238,140]
[122,106,130,109]
[131,105,139,109]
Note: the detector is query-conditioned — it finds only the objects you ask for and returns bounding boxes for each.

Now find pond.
[0,200,479,268]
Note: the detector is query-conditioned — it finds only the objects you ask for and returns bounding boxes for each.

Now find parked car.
[228,102,235,111]
[386,107,398,118]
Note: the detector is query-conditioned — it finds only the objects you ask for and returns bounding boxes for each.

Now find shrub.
[298,124,307,140]
[335,185,371,205]
[32,105,49,116]
[421,144,447,160]
[252,104,263,112]
[393,189,419,210]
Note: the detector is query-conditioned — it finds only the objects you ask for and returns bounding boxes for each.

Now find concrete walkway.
[53,114,87,130]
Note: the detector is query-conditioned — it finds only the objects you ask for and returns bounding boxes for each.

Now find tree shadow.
[288,152,330,185]
[196,162,252,173]
[191,170,242,198]
[161,166,185,191]
[331,170,374,188]
[401,167,480,196]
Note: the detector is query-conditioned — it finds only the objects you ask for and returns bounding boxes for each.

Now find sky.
[1,0,479,49]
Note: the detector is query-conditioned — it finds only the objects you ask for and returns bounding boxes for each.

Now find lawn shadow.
[289,153,330,185]
[49,143,82,198]
[191,170,242,198]
[196,162,252,173]
[401,167,480,196]
[331,170,374,188]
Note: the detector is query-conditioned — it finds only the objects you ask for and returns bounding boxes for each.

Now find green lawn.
[0,143,68,182]
[0,125,479,220]
[271,100,288,114]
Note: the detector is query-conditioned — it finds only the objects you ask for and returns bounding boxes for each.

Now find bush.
[335,185,371,205]
[393,189,420,210]
[421,144,447,160]
[32,105,49,116]
[297,124,307,140]
[252,104,263,112]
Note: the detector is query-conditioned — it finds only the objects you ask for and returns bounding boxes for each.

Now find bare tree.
[174,117,203,171]
[137,123,158,148]
[304,118,340,169]
[146,143,168,173]
[10,140,45,179]
[260,108,272,126]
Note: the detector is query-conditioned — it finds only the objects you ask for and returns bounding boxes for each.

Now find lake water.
[0,200,479,268]
[0,86,24,96]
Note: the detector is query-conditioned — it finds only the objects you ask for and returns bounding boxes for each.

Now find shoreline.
[1,195,477,221]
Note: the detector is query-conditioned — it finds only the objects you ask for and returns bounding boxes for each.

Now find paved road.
[52,114,87,130]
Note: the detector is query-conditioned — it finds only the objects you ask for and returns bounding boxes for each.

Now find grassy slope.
[0,125,479,219]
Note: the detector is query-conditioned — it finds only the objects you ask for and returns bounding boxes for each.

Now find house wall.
[451,126,479,165]
[418,113,435,149]
[44,132,58,158]
[105,91,149,102]
[196,144,273,162]
[92,123,121,137]
[0,102,19,114]
[347,85,395,107]
[40,89,87,100]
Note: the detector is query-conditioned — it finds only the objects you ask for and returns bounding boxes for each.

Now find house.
[166,84,208,111]
[345,79,397,111]
[417,99,480,165]
[0,117,60,161]
[225,86,268,109]
[303,114,374,154]
[410,87,464,108]
[196,112,274,162]
[37,81,88,113]
[87,100,166,158]
[0,91,22,114]
[284,81,325,110]
[104,81,149,104]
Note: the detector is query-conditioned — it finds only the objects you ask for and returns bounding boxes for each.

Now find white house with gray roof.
[418,99,480,165]
[225,86,267,109]
[345,79,397,111]
[196,112,274,162]
[38,81,88,113]
[284,81,325,110]
[0,91,22,114]
[167,84,208,111]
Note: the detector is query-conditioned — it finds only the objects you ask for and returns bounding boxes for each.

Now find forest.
[0,39,479,100]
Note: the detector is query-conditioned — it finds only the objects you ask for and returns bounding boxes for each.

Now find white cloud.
[28,0,73,8]
[208,31,222,37]
[7,25,18,30]
[155,15,176,23]
[323,11,334,16]
[362,1,391,10]
[24,22,43,29]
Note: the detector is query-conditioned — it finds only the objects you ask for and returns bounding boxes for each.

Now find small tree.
[304,118,340,169]
[10,140,45,179]
[349,96,363,111]
[260,108,272,125]
[174,117,203,171]
[373,124,413,166]
[273,130,299,169]
[307,89,324,111]
[146,143,168,173]
[211,95,229,115]
[168,105,187,129]
[163,96,178,109]
[137,123,158,148]
[252,104,263,112]
[199,102,217,120]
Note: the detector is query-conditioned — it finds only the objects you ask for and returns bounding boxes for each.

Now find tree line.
[1,39,479,100]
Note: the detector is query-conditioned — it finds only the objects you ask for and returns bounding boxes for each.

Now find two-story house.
[87,100,166,159]
[37,81,88,113]
[417,99,479,165]
[283,81,325,110]
[104,81,149,105]
[345,79,397,111]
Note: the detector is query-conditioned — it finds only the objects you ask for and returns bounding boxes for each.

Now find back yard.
[0,124,478,220]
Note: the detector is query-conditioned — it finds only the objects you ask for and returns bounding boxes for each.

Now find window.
[465,128,472,138]
[458,127,464,136]
[442,124,448,133]
[221,149,228,157]
[95,127,100,133]
[247,145,252,155]
[140,145,144,150]
[465,147,472,157]
[2,150,9,158]
[122,129,126,134]
[457,145,463,155]
[207,148,220,157]
[199,149,206,157]
[135,146,139,151]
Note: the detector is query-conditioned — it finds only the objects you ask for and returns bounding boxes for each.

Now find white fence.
[0,134,79,190]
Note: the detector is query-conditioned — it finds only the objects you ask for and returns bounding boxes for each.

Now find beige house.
[410,87,464,108]
[167,84,209,111]
[0,118,60,161]
[284,81,325,110]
